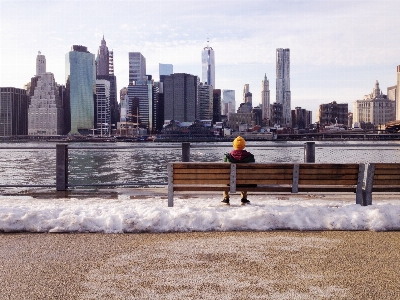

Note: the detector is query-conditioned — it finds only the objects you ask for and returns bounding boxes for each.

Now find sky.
[1,0,400,122]
[0,193,399,232]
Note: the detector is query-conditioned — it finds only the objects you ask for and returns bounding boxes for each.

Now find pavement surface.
[1,188,400,299]
[1,231,400,299]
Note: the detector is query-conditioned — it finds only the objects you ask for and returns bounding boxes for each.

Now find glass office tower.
[202,44,215,88]
[129,52,146,84]
[276,48,291,126]
[65,45,96,135]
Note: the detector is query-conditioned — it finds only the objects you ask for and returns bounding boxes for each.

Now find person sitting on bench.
[222,136,255,205]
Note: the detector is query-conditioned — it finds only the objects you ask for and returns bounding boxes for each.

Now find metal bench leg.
[168,163,174,207]
[356,163,365,205]
[363,164,375,206]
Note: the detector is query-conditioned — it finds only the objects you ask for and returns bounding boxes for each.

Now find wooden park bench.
[363,163,400,205]
[167,162,365,207]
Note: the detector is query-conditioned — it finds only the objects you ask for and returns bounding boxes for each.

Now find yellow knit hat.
[233,136,246,150]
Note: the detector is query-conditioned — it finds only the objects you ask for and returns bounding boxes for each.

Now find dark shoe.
[221,197,230,205]
[241,198,250,205]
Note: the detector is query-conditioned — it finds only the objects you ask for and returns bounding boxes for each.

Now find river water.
[0,140,399,187]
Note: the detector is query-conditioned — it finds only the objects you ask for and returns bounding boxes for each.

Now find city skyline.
[1,0,400,122]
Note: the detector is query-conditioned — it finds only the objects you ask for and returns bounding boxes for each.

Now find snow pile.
[0,195,399,233]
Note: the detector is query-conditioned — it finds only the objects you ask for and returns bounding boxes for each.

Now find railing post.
[56,144,68,191]
[182,142,190,162]
[304,142,315,163]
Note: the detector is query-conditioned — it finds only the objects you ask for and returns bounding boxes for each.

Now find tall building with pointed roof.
[396,66,400,120]
[202,40,215,88]
[96,35,109,76]
[261,74,270,121]
[96,36,119,133]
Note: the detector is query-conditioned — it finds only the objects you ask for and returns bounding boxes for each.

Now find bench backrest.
[169,162,362,186]
[235,163,294,185]
[171,162,231,185]
[368,163,400,186]
[361,163,400,206]
[298,163,361,186]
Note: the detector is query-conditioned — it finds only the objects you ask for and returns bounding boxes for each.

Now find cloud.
[120,24,129,30]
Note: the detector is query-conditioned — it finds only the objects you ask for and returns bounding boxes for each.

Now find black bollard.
[56,144,68,190]
[182,142,190,162]
[304,142,315,163]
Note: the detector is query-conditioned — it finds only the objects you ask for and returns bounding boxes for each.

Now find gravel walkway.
[1,231,400,299]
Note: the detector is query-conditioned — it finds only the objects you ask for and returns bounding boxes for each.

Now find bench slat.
[236,169,293,175]
[172,163,229,169]
[174,179,230,184]
[174,185,293,193]
[298,179,358,185]
[370,186,400,192]
[236,163,294,169]
[236,173,294,180]
[174,186,230,192]
[374,169,400,175]
[237,179,292,184]
[174,174,229,180]
[299,168,359,175]
[300,164,359,169]
[372,163,400,170]
[374,174,400,180]
[174,169,230,174]
[297,174,358,180]
[373,179,400,185]
[173,174,230,180]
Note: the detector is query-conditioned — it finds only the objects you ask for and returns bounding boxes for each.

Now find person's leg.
[240,191,250,205]
[222,190,230,204]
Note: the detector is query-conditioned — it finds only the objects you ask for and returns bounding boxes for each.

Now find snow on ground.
[0,192,400,233]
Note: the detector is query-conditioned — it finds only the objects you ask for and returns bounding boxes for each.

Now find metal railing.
[0,142,399,190]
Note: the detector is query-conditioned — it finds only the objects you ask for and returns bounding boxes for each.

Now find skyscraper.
[96,35,109,76]
[243,84,249,103]
[261,74,270,121]
[396,66,400,120]
[36,51,46,76]
[65,45,96,135]
[127,76,159,133]
[243,84,252,105]
[95,79,111,136]
[213,89,222,123]
[0,87,29,136]
[276,48,291,126]
[28,72,64,136]
[202,42,215,87]
[129,52,146,84]
[198,83,213,120]
[96,36,119,133]
[159,63,173,80]
[164,73,199,122]
[222,89,235,116]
